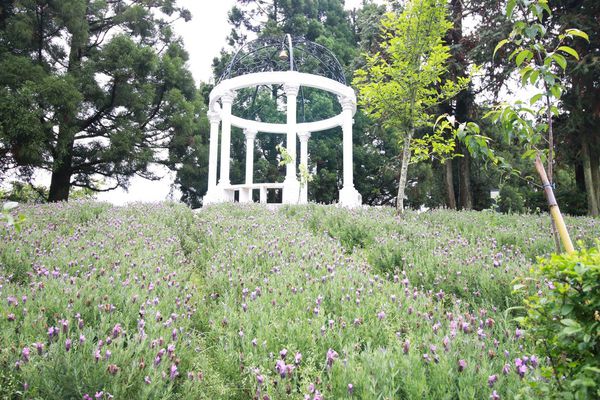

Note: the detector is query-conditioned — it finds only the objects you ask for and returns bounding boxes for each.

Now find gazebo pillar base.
[338,185,361,208]
[282,179,300,204]
[203,187,223,205]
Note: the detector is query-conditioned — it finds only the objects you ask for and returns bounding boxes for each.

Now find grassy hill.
[0,202,598,399]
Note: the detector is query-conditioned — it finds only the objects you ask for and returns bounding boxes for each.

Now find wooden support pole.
[534,155,575,254]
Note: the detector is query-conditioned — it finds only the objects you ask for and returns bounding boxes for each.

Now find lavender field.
[0,202,598,399]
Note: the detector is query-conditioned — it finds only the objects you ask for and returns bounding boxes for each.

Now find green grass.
[0,202,598,399]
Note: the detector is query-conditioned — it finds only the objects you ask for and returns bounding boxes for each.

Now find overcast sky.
[98,0,368,204]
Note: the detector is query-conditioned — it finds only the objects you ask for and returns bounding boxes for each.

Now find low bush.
[516,243,600,399]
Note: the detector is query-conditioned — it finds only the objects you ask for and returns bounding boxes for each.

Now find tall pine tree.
[0,0,196,201]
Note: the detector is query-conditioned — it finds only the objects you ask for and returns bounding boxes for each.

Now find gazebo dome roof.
[218,36,347,85]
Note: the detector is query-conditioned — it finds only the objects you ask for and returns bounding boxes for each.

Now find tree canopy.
[0,0,197,201]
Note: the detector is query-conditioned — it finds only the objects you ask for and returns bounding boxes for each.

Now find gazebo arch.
[203,35,361,207]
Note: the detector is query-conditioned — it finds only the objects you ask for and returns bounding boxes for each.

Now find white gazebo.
[203,35,361,207]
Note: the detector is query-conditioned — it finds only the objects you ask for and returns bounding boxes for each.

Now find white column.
[240,129,257,203]
[218,91,235,201]
[298,131,311,204]
[338,96,361,208]
[203,110,221,205]
[282,83,300,204]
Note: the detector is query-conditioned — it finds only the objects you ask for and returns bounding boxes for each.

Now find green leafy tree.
[354,0,469,212]
[488,0,588,250]
[0,0,196,201]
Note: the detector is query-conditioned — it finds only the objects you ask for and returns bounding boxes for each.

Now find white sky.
[97,0,368,205]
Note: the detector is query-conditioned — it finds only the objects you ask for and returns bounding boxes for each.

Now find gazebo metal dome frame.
[218,36,347,85]
[203,34,361,207]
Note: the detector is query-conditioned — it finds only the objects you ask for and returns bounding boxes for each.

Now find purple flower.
[530,355,539,368]
[403,339,410,354]
[171,328,177,341]
[515,358,523,367]
[326,348,338,369]
[95,392,103,400]
[515,328,523,340]
[295,352,302,365]
[21,347,30,362]
[111,324,122,338]
[170,364,178,380]
[105,350,111,360]
[458,359,466,372]
[517,364,527,378]
[348,383,354,395]
[280,348,288,360]
[377,311,386,320]
[83,395,92,400]
[65,339,72,352]
[34,342,44,355]
[488,374,498,387]
[443,336,450,351]
[276,359,287,378]
[48,326,58,339]
[79,334,86,344]
[490,390,500,400]
[60,319,69,334]
[256,374,264,385]
[167,344,176,356]
[7,313,15,322]
[144,376,151,384]
[286,363,295,377]
[423,353,431,363]
[502,363,510,375]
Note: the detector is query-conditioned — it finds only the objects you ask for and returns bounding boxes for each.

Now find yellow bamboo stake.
[534,155,575,254]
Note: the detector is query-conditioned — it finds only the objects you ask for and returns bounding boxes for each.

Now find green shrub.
[498,185,525,214]
[517,244,600,399]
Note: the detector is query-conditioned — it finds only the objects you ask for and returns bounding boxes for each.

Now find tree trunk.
[444,159,457,209]
[459,149,473,209]
[48,126,76,202]
[581,140,599,217]
[48,26,83,202]
[575,162,586,192]
[397,130,413,214]
[591,153,600,216]
[48,163,72,202]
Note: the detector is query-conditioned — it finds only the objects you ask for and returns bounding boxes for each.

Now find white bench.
[224,183,285,204]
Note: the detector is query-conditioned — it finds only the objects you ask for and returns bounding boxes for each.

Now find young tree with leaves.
[489,0,588,250]
[0,0,196,201]
[354,0,469,212]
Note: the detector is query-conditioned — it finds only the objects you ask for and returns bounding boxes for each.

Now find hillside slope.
[1,203,598,399]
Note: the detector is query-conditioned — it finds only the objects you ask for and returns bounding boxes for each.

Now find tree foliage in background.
[0,0,196,201]
[354,0,470,212]
[172,0,402,207]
